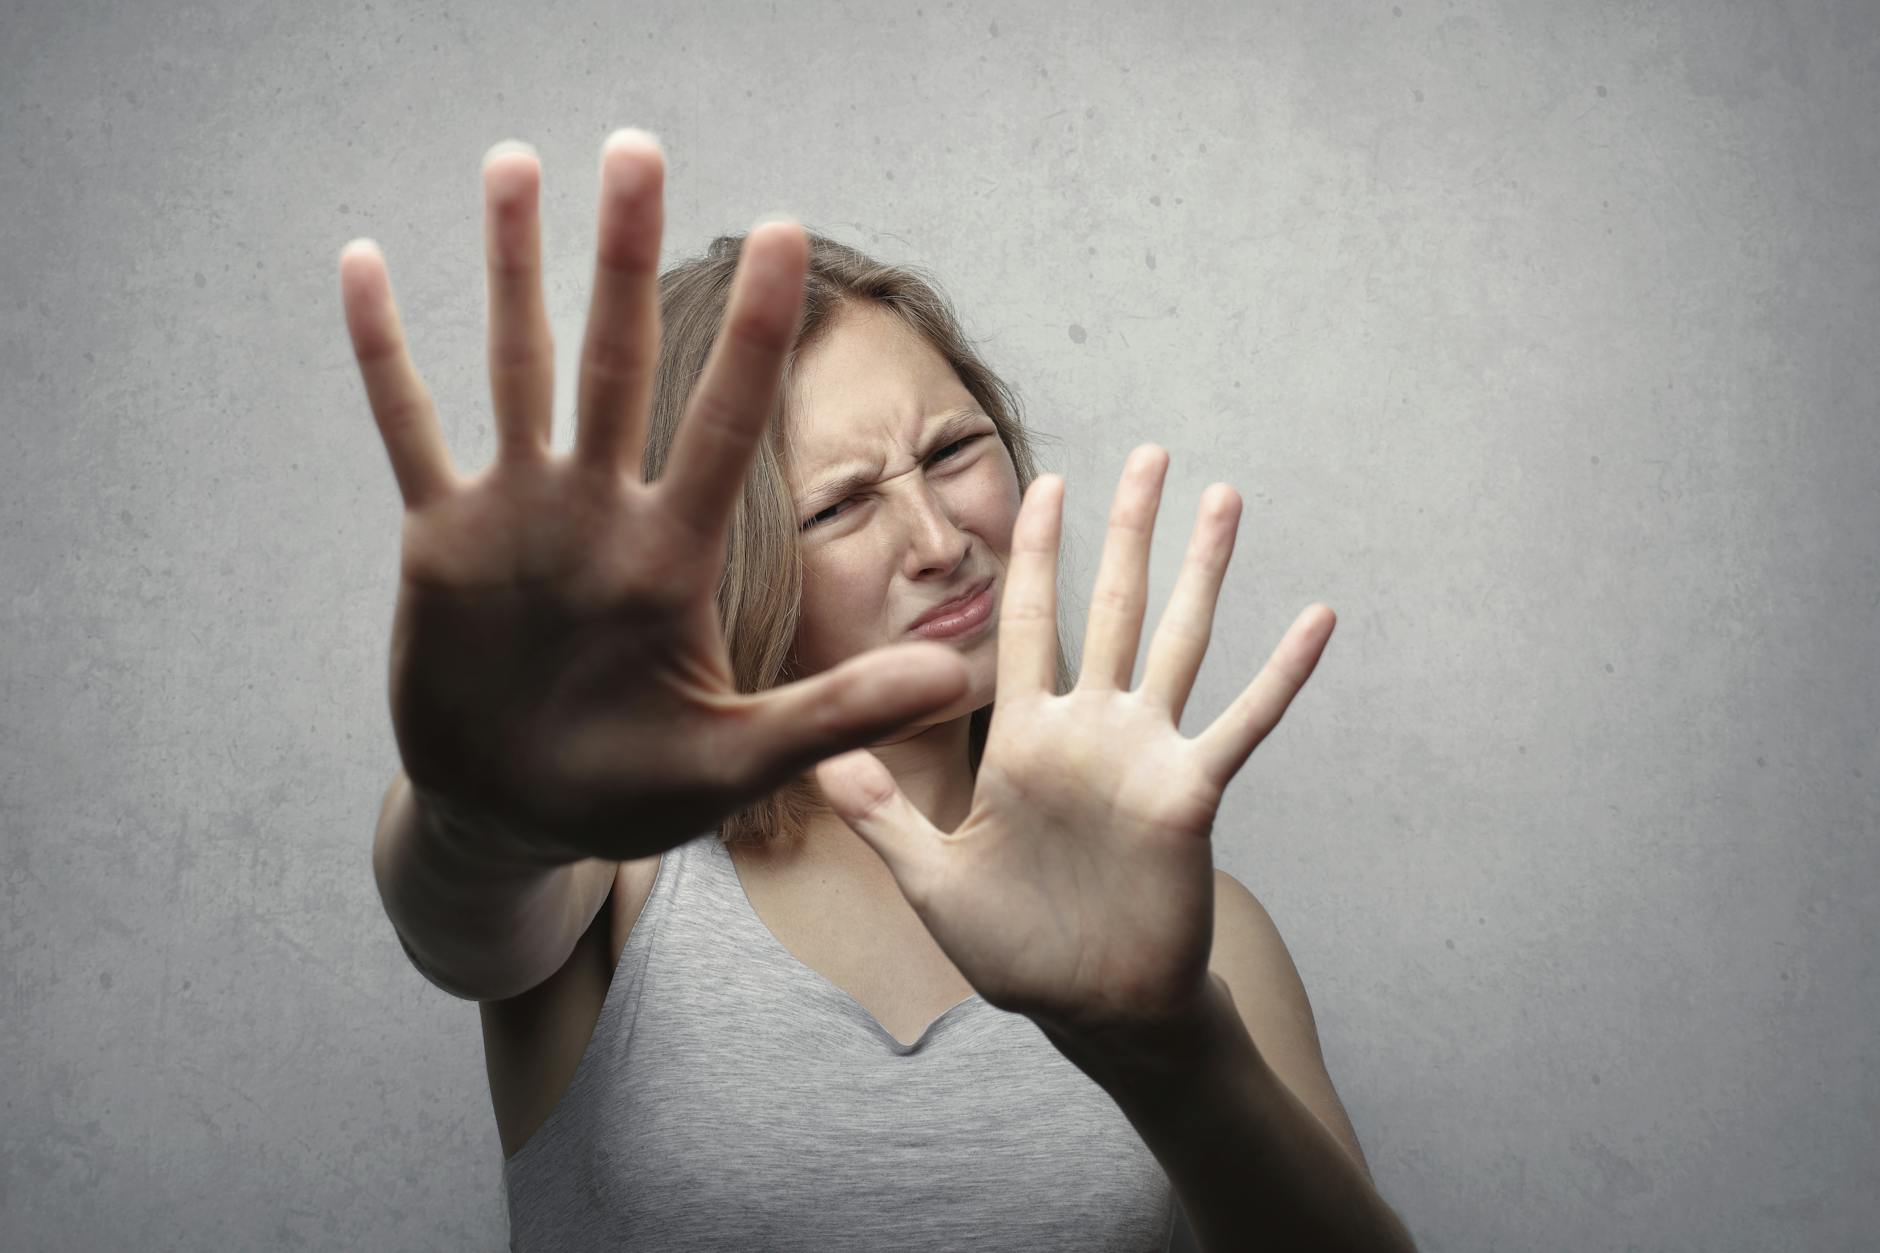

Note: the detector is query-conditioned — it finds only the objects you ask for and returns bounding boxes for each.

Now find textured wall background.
[3,0,1875,1249]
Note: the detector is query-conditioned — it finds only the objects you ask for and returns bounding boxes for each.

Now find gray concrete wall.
[3,1,1875,1249]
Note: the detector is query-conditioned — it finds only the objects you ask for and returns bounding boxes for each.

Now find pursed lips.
[908,576,992,632]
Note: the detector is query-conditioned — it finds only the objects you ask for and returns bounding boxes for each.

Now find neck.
[796,707,980,872]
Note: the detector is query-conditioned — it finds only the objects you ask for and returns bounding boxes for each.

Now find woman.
[350,130,1406,1252]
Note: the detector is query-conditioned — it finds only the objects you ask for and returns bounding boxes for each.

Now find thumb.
[813,748,942,904]
[745,641,969,783]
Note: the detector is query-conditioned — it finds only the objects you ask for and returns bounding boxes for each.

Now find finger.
[740,641,971,788]
[654,221,807,550]
[1077,445,1168,692]
[814,748,945,907]
[1192,604,1336,787]
[338,240,458,510]
[1139,482,1241,723]
[997,474,1066,699]
[574,128,665,481]
[483,140,555,462]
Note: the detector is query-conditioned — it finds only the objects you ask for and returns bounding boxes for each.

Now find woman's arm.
[371,770,615,1002]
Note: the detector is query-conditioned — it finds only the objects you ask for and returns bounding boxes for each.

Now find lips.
[909,577,993,631]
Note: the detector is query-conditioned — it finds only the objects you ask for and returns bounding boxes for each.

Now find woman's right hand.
[338,131,972,864]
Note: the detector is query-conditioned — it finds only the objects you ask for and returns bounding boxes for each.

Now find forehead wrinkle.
[793,404,986,507]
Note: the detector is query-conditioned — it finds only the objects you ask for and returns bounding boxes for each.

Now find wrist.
[1034,973,1240,1090]
[408,778,579,872]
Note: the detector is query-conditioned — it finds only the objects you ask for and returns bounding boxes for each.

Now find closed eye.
[801,436,983,531]
[928,435,975,465]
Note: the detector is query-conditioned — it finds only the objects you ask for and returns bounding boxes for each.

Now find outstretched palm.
[814,444,1336,1044]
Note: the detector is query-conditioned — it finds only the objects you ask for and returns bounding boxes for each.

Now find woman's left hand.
[813,445,1337,1051]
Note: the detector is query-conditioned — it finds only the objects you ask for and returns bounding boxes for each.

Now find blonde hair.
[642,229,1075,850]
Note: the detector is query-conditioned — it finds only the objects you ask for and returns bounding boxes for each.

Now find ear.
[813,749,945,903]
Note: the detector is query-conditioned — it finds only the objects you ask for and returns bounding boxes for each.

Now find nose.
[897,477,970,579]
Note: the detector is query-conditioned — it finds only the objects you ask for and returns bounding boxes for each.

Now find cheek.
[961,458,1023,548]
[795,555,890,659]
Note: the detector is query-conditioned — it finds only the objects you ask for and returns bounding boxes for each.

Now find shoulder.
[1207,868,1374,1180]
[1207,868,1313,1031]
[1210,869,1283,957]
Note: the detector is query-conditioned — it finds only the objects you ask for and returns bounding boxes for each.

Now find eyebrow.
[794,405,990,512]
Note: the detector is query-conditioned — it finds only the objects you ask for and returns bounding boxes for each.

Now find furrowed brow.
[796,405,988,510]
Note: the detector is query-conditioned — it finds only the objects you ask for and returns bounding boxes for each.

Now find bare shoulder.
[478,850,665,1161]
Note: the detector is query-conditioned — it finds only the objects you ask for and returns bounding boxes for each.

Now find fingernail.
[603,127,663,156]
[483,139,538,168]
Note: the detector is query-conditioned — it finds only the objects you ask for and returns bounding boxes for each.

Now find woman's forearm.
[370,772,606,1002]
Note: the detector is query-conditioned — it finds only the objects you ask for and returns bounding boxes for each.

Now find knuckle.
[686,388,747,443]
[378,396,423,432]
[486,239,537,277]
[1158,614,1207,644]
[1089,583,1138,614]
[724,304,789,357]
[351,326,399,366]
[490,333,551,372]
[595,243,658,281]
[582,337,650,386]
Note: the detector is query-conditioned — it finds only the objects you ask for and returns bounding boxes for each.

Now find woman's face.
[783,303,1022,724]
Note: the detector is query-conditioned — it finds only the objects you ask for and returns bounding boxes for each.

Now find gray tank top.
[502,830,1178,1251]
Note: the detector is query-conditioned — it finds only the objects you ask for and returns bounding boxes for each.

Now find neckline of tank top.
[689,831,989,1055]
